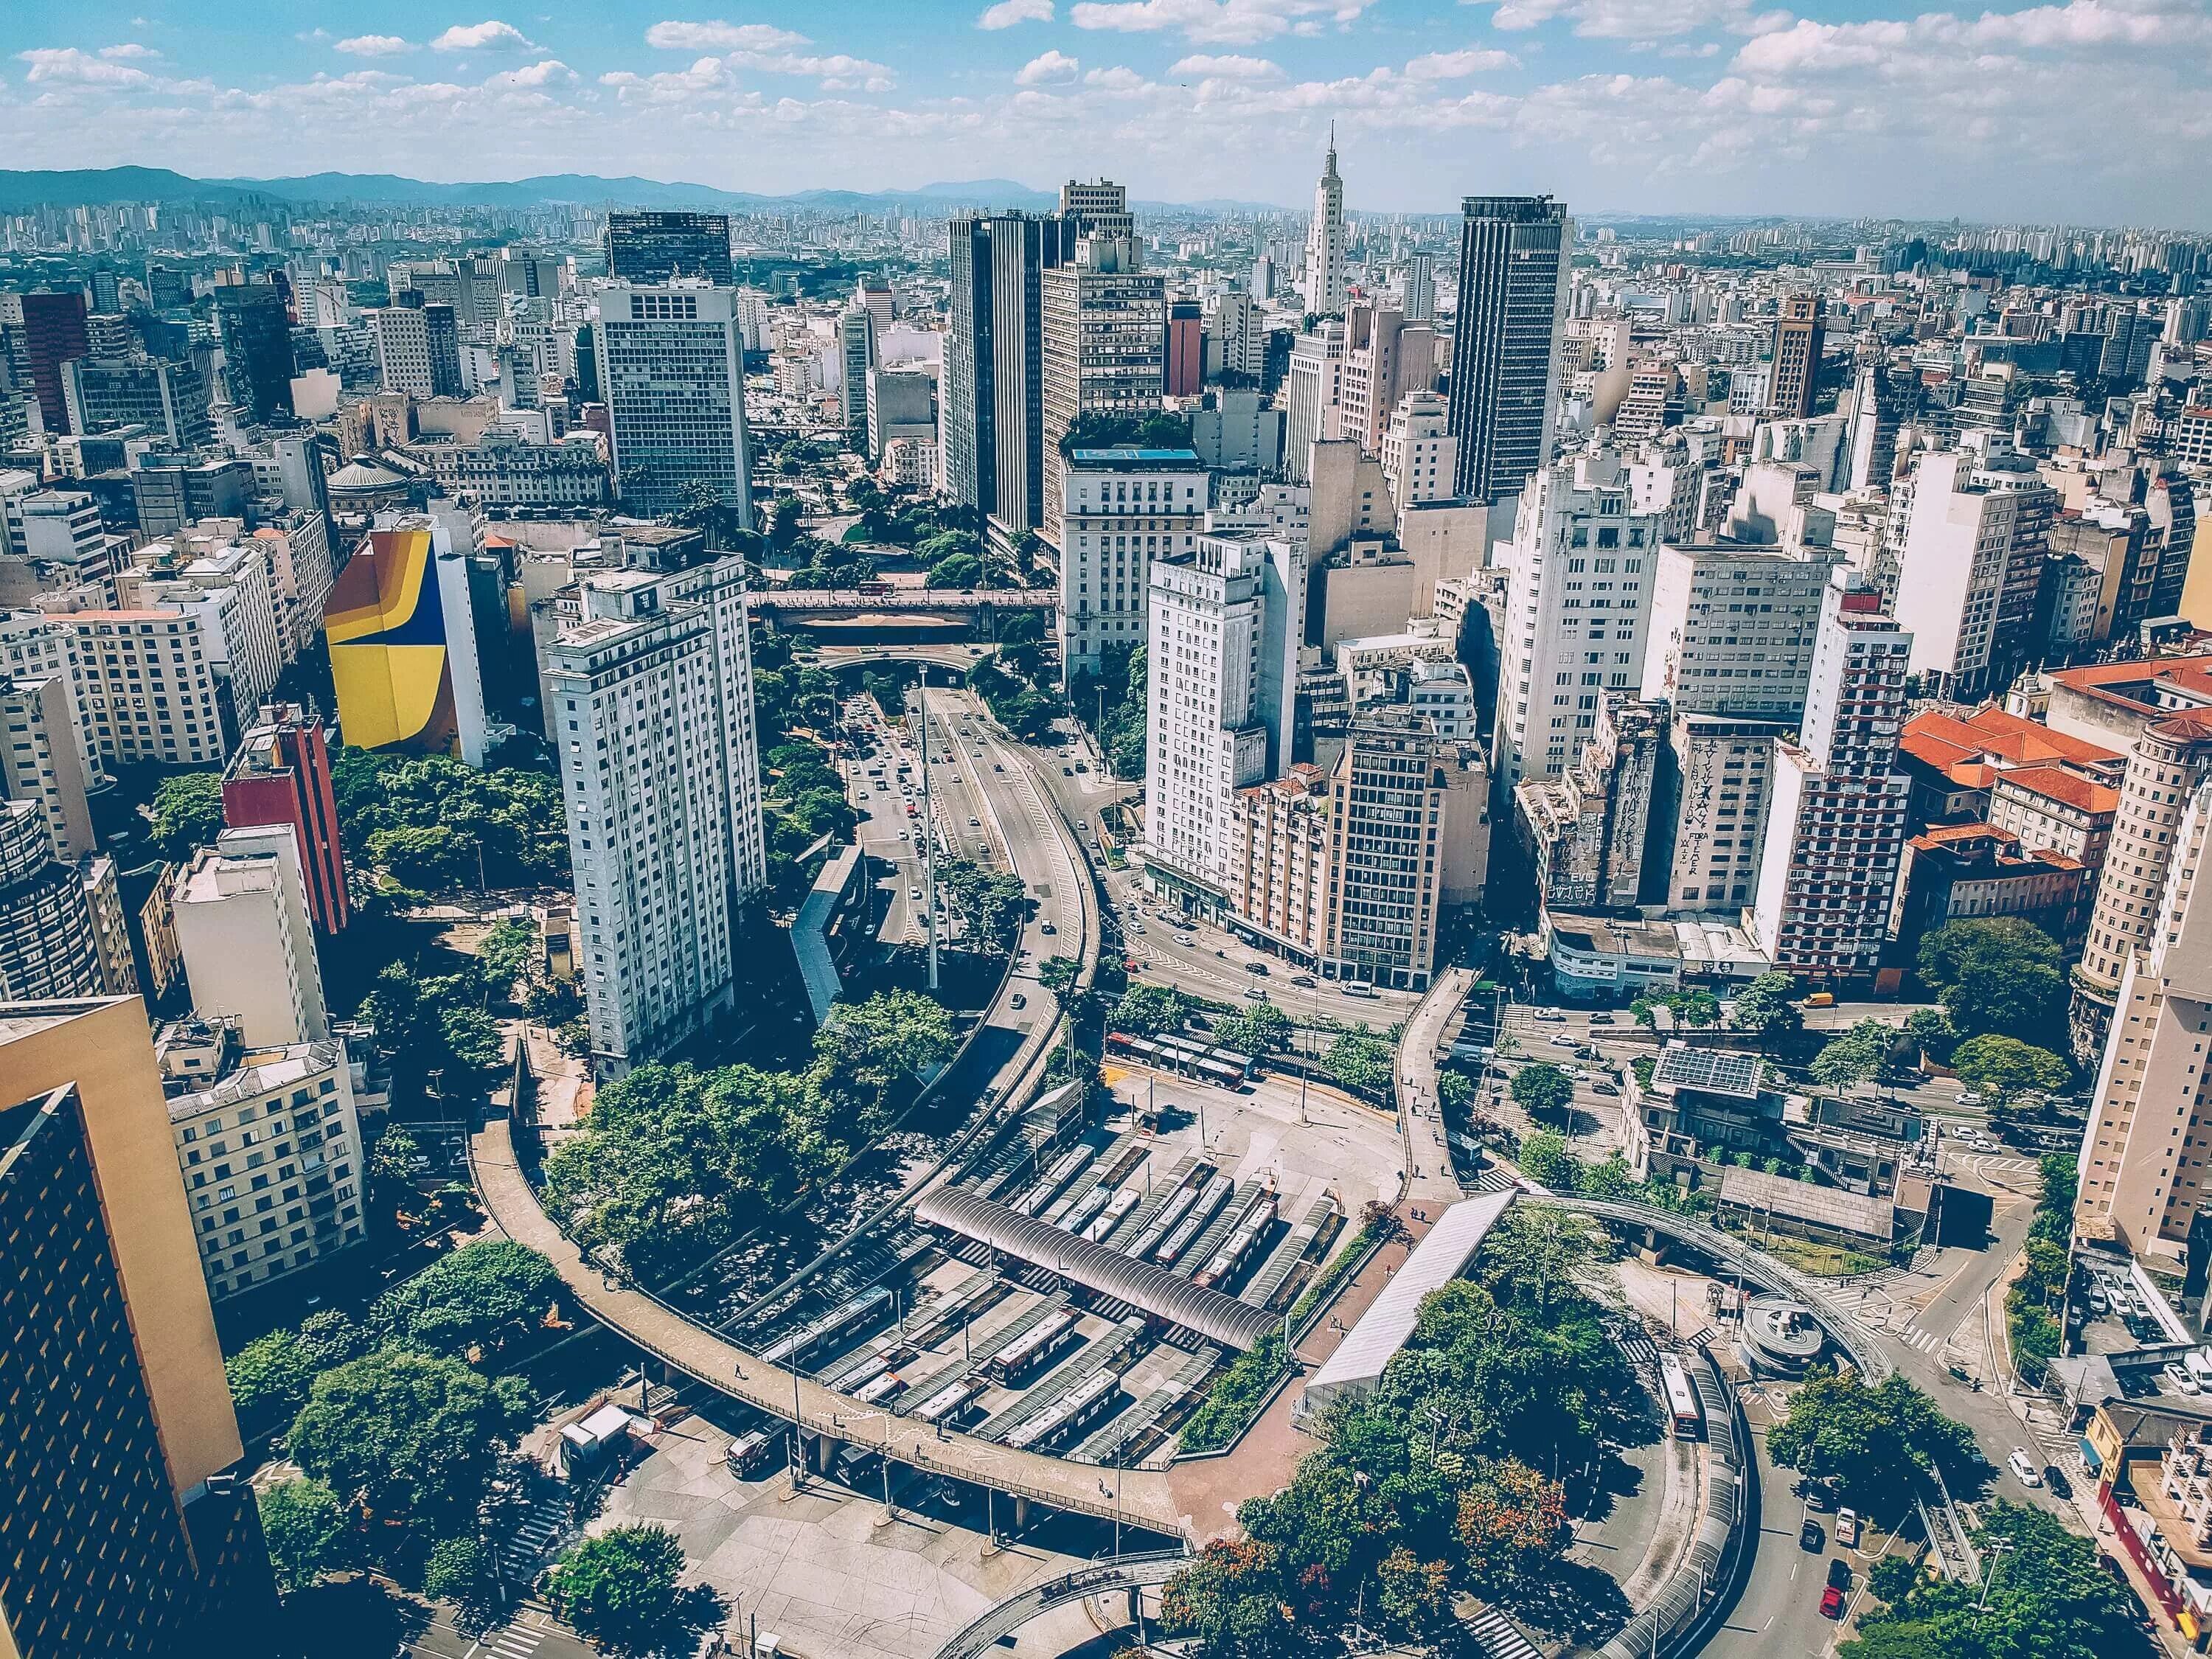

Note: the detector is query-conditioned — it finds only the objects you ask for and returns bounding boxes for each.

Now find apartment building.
[1338,301,1434,456]
[1144,533,1304,907]
[1747,572,1914,987]
[1055,448,1205,679]
[1229,764,1332,964]
[0,672,94,860]
[172,825,330,1051]
[0,610,102,793]
[550,556,767,1077]
[1663,712,1786,914]
[1381,391,1456,518]
[1323,710,1448,989]
[1492,446,1668,790]
[56,608,227,766]
[222,703,349,934]
[594,283,752,525]
[1639,541,1838,720]
[1888,437,2056,700]
[1520,694,1665,914]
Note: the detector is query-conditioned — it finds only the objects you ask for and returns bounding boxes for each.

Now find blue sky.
[5,1,2209,224]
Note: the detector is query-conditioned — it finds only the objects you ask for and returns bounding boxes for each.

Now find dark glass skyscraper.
[212,282,294,422]
[1446,195,1568,506]
[603,212,734,286]
[945,217,996,515]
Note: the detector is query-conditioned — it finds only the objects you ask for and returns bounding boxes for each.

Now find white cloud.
[1484,0,1783,38]
[1016,49,1083,83]
[16,47,153,86]
[98,44,161,60]
[1169,52,1282,77]
[1731,0,2211,74]
[336,35,414,57]
[485,58,575,88]
[430,21,540,52]
[1070,0,1371,46]
[644,21,810,52]
[1083,64,1150,88]
[1403,46,1519,77]
[978,0,1057,25]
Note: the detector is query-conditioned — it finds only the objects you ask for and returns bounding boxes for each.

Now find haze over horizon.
[5,0,2210,227]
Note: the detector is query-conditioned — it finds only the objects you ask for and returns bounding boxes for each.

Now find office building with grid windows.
[594,283,752,525]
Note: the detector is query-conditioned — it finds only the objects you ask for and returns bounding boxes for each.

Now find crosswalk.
[1891,1323,1943,1355]
[498,1491,574,1586]
[470,1621,548,1659]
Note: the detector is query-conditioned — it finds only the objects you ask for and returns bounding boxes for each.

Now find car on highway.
[1343,984,1378,998]
[2165,1363,2199,1394]
[1549,1034,1579,1048]
[1074,762,1088,773]
[1588,1011,1615,1023]
[1062,766,1074,775]
[1243,987,1270,1001]
[1819,1585,1846,1621]
[1130,921,1146,933]
[1011,993,1026,1010]
[1826,1557,1854,1591]
[994,762,1004,772]
[1291,974,1317,987]
[1593,1081,1621,1096]
[1245,962,1270,975]
[1534,1009,1567,1023]
[2008,1448,2042,1486]
[968,817,980,827]
[1173,934,1194,947]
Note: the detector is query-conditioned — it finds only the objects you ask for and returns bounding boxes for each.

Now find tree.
[422,1535,504,1632]
[926,552,984,588]
[1454,1458,1570,1585]
[1213,1002,1291,1056]
[1326,1029,1395,1097]
[226,1329,319,1425]
[1905,1006,1957,1065]
[368,1122,422,1189]
[476,917,538,996]
[286,1349,535,1540]
[1436,1068,1477,1118]
[1514,1129,1580,1192]
[149,771,227,861]
[1160,1539,1307,1659]
[1114,983,1190,1037]
[259,1478,350,1596]
[1811,1020,1898,1093]
[1477,1203,1607,1315]
[544,1526,691,1657]
[1767,1368,1980,1519]
[936,858,1029,953]
[1729,972,1802,1036]
[360,963,508,1107]
[811,989,956,1130]
[1949,1034,2070,1102]
[1917,919,2066,1042]
[371,1239,557,1358]
[1510,1062,1574,1123]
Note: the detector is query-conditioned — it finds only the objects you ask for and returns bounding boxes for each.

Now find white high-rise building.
[1057,448,1206,679]
[1301,127,1347,317]
[1747,571,1913,987]
[1639,542,1839,720]
[550,556,767,1078]
[1492,448,1668,790]
[594,283,754,526]
[1887,434,2056,700]
[1381,391,1456,517]
[1282,320,1346,485]
[1400,253,1435,323]
[173,824,330,1049]
[1144,533,1306,906]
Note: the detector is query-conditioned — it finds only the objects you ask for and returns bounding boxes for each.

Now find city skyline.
[2,1,2209,226]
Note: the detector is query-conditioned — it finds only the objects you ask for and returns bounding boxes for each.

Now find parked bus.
[1659,1353,1702,1438]
[987,1310,1077,1386]
[758,1287,894,1368]
[1192,1191,1279,1290]
[724,1428,781,1478]
[1155,1175,1237,1268]
[1081,1187,1141,1243]
[1002,1371,1123,1453]
[908,1375,987,1427]
[1017,1144,1096,1217]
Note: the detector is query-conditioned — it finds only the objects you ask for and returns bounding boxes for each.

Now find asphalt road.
[1702,1411,1869,1659]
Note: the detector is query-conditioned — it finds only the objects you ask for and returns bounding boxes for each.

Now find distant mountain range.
[0,166,1294,218]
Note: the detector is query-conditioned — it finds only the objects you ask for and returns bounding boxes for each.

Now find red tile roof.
[1995,765,2120,816]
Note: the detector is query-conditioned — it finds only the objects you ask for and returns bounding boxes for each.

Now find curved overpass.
[933,1551,1189,1659]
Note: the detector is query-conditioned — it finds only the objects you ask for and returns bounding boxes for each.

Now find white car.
[1534,1010,1568,1023]
[910,888,924,901]
[2007,1448,2041,1486]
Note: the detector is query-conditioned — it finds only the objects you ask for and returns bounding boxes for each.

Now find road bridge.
[932,1551,1189,1659]
[750,588,1055,642]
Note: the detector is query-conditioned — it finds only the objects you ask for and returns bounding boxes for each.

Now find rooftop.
[1993,763,2120,816]
[1718,1164,1894,1240]
[1652,1044,1763,1100]
[2045,655,2212,719]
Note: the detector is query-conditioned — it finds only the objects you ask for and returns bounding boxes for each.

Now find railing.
[934,1550,1191,1659]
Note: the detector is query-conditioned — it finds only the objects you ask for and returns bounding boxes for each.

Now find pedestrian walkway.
[1462,1601,1545,1659]
[499,1489,574,1585]
[475,1620,549,1659]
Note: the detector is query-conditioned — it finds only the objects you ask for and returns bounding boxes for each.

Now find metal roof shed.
[1298,1189,1516,1417]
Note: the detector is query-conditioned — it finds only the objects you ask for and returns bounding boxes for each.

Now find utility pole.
[920,683,939,992]
[1976,1537,2014,1613]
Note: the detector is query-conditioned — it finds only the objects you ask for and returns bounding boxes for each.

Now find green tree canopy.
[1114,982,1191,1037]
[1514,1128,1581,1192]
[287,1349,534,1538]
[1212,1001,1292,1055]
[936,858,1029,953]
[258,1478,351,1596]
[1510,1062,1574,1123]
[226,1328,319,1425]
[331,749,569,891]
[544,1526,695,1658]
[1326,1029,1395,1097]
[1949,1034,2070,1102]
[1916,919,2067,1043]
[1767,1368,1980,1520]
[1437,1068,1477,1118]
[1729,972,1803,1036]
[1811,1020,1900,1093]
[148,771,226,861]
[1475,1203,1609,1318]
[369,1239,557,1359]
[811,987,956,1130]
[475,917,538,994]
[422,1535,504,1632]
[359,962,507,1107]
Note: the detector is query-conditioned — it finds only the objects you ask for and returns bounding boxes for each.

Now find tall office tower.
[1888,436,2056,701]
[1060,178,1133,241]
[855,276,894,337]
[1447,196,1568,505]
[1040,234,1165,536]
[1747,572,1913,987]
[222,703,350,934]
[1301,126,1347,317]
[1166,301,1203,398]
[1844,357,1913,490]
[172,825,330,1048]
[9,290,89,434]
[212,283,294,422]
[1144,532,1306,905]
[369,303,464,399]
[0,998,276,1659]
[603,212,733,286]
[549,557,767,1078]
[0,799,104,998]
[1209,289,1259,381]
[2070,716,2212,1061]
[1401,252,1436,323]
[1380,391,1456,515]
[1338,300,1433,454]
[987,212,1079,543]
[1491,448,1668,791]
[2076,776,2212,1265]
[1768,293,1824,420]
[0,675,94,860]
[945,217,998,515]
[1056,446,1205,678]
[61,351,213,448]
[594,284,752,524]
[1322,709,1447,988]
[840,306,876,451]
[1282,319,1346,484]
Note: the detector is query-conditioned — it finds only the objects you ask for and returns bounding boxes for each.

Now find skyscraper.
[1447,196,1569,505]
[1040,234,1165,535]
[222,703,350,934]
[172,825,331,1049]
[1301,127,1347,317]
[987,212,1078,543]
[550,557,767,1078]
[0,997,276,1658]
[212,283,294,422]
[840,306,876,451]
[12,290,89,434]
[1768,293,1824,420]
[944,217,997,515]
[603,212,734,286]
[1747,571,1913,987]
[594,284,753,524]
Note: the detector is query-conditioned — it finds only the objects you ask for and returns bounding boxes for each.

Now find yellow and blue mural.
[324,526,462,753]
